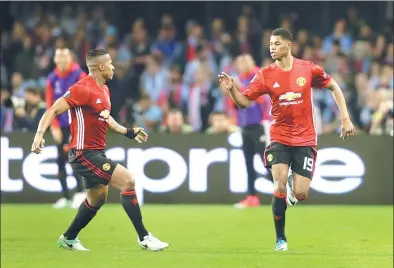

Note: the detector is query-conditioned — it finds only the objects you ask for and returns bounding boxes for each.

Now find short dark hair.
[139,92,151,101]
[272,28,293,41]
[86,48,108,61]
[25,87,41,96]
[168,108,182,114]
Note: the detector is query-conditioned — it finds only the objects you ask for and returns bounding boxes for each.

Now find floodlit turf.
[1,204,392,268]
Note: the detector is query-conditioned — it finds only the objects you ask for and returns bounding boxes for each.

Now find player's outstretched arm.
[31,98,70,153]
[218,72,251,108]
[37,98,70,136]
[327,79,356,139]
[108,116,148,143]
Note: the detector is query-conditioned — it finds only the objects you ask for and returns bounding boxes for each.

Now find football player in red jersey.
[32,49,169,251]
[219,28,355,251]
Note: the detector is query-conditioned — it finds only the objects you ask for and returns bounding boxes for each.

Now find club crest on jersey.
[296,77,306,87]
[99,109,110,122]
[267,154,273,162]
[103,163,111,171]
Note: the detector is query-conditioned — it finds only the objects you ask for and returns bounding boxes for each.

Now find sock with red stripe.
[272,191,287,241]
[120,190,148,241]
[63,199,100,240]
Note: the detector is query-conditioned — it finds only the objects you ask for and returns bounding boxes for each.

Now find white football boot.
[57,235,89,251]
[286,170,298,206]
[138,233,169,251]
[275,238,288,251]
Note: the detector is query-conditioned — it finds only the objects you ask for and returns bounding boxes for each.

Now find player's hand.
[133,127,148,143]
[340,118,355,140]
[51,127,63,144]
[31,135,45,154]
[218,72,235,91]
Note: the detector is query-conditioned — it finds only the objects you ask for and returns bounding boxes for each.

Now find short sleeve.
[63,85,90,108]
[242,70,268,101]
[311,62,331,89]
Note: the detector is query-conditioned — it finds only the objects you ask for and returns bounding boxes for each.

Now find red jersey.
[243,58,331,146]
[63,76,111,150]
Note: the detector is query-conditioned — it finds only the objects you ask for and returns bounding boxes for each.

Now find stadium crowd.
[1,3,393,136]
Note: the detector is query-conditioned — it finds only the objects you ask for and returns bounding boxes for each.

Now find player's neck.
[275,55,294,71]
[89,73,106,89]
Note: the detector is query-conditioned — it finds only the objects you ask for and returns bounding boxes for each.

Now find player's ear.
[99,64,104,71]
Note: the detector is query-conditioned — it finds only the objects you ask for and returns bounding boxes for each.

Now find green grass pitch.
[1,204,392,268]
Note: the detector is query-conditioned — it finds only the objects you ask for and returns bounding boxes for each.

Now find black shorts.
[264,142,317,179]
[68,149,117,189]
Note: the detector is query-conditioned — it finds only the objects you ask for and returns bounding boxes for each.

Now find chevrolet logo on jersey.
[279,92,302,101]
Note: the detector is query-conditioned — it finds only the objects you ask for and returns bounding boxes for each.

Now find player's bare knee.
[295,191,308,201]
[274,181,287,194]
[120,174,135,192]
[272,167,289,193]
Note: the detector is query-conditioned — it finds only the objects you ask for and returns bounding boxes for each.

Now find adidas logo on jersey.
[96,98,102,104]
[273,82,280,88]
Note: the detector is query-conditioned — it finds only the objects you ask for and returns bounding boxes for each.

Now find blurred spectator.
[187,66,216,132]
[1,2,392,136]
[205,112,240,134]
[210,19,226,66]
[140,53,170,104]
[383,43,393,66]
[151,24,180,67]
[369,98,394,135]
[235,16,250,55]
[13,36,35,79]
[1,89,14,132]
[296,29,309,52]
[97,22,118,49]
[322,19,353,55]
[241,6,262,64]
[182,44,217,104]
[10,72,26,100]
[14,87,46,131]
[160,108,193,134]
[107,63,136,123]
[33,23,55,78]
[126,19,151,76]
[174,21,205,73]
[60,5,78,36]
[71,28,92,66]
[133,94,163,133]
[1,64,8,88]
[165,65,184,113]
[346,6,366,39]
